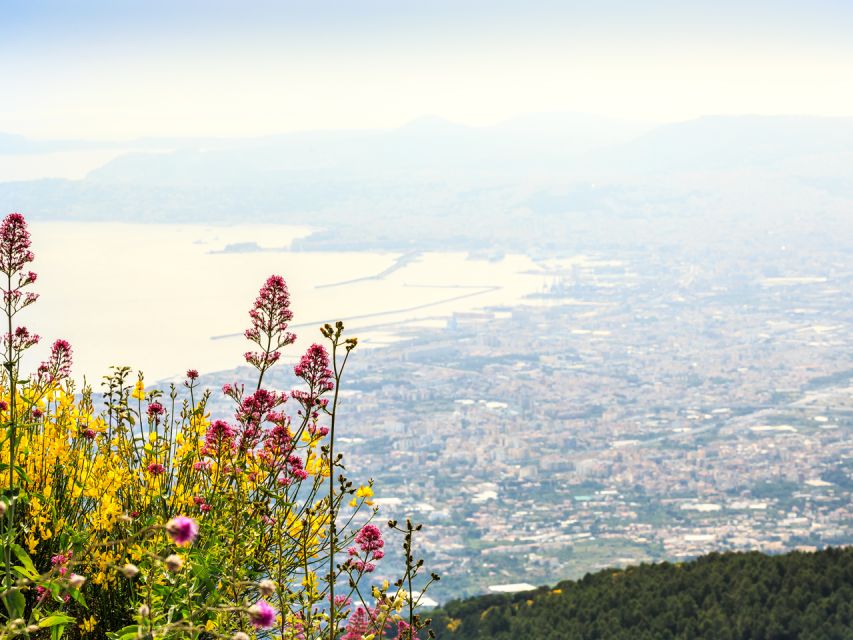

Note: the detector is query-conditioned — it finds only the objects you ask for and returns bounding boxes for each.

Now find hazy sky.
[2,0,853,139]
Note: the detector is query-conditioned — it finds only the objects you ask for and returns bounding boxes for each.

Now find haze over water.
[26,221,558,383]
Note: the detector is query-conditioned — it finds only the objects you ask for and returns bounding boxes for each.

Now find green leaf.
[14,464,31,483]
[12,543,38,575]
[107,625,140,640]
[39,615,76,628]
[70,588,87,607]
[13,565,37,580]
[50,624,66,640]
[5,588,26,619]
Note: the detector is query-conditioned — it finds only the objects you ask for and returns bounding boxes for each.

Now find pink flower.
[0,213,34,275]
[166,516,199,546]
[355,524,384,554]
[248,600,277,629]
[186,369,199,380]
[147,402,165,421]
[146,463,166,475]
[244,275,296,373]
[41,338,73,380]
[201,419,236,456]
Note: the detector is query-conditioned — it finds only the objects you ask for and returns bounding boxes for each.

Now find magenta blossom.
[0,213,34,276]
[166,516,199,546]
[248,600,277,629]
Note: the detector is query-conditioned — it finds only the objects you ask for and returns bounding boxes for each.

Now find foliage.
[430,547,853,640]
[0,212,436,640]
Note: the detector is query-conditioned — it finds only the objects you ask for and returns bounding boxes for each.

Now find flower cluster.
[0,213,434,640]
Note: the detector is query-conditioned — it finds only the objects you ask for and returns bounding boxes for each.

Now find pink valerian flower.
[392,621,417,640]
[0,401,8,411]
[244,275,296,373]
[147,402,165,422]
[201,419,236,456]
[307,423,330,438]
[355,524,384,554]
[186,369,199,380]
[235,388,285,451]
[6,326,39,354]
[348,559,376,573]
[193,460,213,472]
[51,552,71,567]
[292,344,334,411]
[166,516,199,546]
[294,344,334,390]
[40,338,73,380]
[0,213,34,276]
[342,607,371,640]
[248,600,277,629]
[342,607,392,640]
[331,594,352,608]
[82,428,96,440]
[146,463,166,476]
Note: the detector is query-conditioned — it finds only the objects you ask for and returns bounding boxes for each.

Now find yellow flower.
[131,378,145,401]
[79,616,97,634]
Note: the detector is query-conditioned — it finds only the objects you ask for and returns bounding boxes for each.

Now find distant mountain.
[2,114,852,251]
[429,547,853,640]
[587,115,853,174]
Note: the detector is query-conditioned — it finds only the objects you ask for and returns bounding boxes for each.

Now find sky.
[2,0,853,139]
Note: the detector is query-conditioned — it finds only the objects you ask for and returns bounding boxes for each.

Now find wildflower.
[294,343,334,392]
[41,338,73,380]
[355,524,385,554]
[121,564,139,578]
[331,594,352,607]
[78,616,97,634]
[0,501,5,516]
[0,213,34,275]
[7,326,39,353]
[233,633,250,640]
[147,402,165,421]
[166,516,199,546]
[244,275,296,372]
[131,378,145,400]
[165,554,184,572]
[146,463,166,475]
[342,607,372,640]
[258,578,276,597]
[201,419,236,456]
[82,428,96,439]
[186,369,199,380]
[0,401,7,411]
[248,600,277,629]
[138,604,150,618]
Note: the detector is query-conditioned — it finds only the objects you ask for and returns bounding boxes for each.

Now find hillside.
[429,547,853,640]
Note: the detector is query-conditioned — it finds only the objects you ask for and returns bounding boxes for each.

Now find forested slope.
[430,547,853,640]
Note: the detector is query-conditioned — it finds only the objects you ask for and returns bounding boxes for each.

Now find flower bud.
[0,501,6,517]
[121,564,140,578]
[233,633,250,640]
[165,554,184,572]
[258,578,276,597]
[26,625,40,634]
[138,604,150,618]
